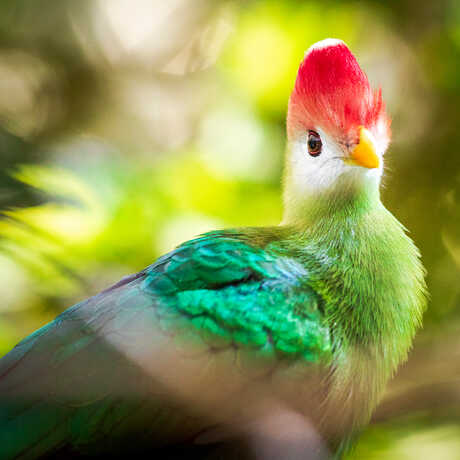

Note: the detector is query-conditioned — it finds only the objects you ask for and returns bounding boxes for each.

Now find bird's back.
[0,231,331,459]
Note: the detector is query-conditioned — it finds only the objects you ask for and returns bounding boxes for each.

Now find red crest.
[287,39,390,144]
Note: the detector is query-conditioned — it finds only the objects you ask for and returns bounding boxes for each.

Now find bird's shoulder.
[134,229,331,361]
[0,229,332,375]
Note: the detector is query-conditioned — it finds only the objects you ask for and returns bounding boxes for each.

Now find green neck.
[278,179,426,438]
[282,171,381,227]
[284,182,423,352]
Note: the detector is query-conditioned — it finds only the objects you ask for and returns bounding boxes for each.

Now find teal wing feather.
[0,231,331,459]
[144,232,330,360]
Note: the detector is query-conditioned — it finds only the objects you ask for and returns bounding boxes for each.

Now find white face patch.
[284,127,384,208]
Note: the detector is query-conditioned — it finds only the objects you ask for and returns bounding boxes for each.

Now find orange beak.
[346,126,379,169]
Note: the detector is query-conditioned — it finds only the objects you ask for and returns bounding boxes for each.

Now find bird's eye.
[307,131,322,157]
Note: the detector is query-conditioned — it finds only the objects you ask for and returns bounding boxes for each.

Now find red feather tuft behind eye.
[287,39,390,144]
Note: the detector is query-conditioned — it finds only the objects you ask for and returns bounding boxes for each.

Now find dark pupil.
[307,130,322,156]
[308,137,319,150]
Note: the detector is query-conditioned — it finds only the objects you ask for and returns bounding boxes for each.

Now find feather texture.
[0,231,332,458]
[287,39,390,147]
[0,38,427,459]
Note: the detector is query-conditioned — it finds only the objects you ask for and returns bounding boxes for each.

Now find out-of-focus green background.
[0,0,459,458]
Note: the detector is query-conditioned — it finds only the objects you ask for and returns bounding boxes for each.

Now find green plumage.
[0,230,334,459]
[0,201,425,458]
[0,39,427,459]
[144,233,331,361]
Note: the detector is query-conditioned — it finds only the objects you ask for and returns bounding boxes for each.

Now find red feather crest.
[287,39,390,144]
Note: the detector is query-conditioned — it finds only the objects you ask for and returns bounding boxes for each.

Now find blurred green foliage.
[0,0,459,458]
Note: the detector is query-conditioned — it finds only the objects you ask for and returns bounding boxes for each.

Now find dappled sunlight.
[198,103,283,182]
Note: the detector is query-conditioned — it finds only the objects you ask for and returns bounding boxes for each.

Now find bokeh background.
[0,0,459,458]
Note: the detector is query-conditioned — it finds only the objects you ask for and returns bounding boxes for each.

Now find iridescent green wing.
[0,231,331,459]
[143,231,331,361]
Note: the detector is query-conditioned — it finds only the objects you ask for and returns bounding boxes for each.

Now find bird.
[0,38,427,459]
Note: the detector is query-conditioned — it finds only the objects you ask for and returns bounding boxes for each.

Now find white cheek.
[288,131,347,194]
[287,126,386,200]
